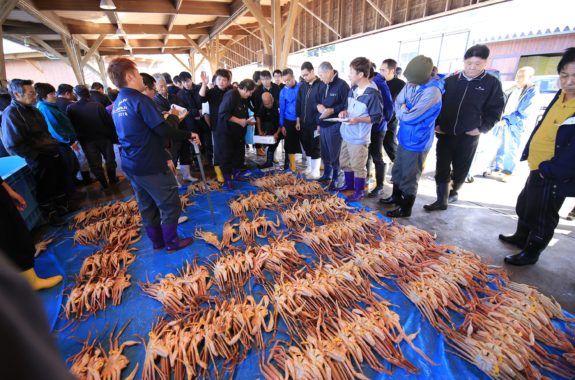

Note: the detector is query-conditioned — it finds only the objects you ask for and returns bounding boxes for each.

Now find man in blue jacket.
[381,56,443,217]
[279,68,301,171]
[317,62,350,185]
[500,48,575,266]
[108,57,199,251]
[486,66,537,180]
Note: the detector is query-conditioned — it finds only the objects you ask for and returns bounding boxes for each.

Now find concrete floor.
[59,146,575,314]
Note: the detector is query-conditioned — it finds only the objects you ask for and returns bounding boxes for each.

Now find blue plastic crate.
[0,156,43,230]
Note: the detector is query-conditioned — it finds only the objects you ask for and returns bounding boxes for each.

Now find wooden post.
[97,56,108,91]
[281,0,300,68]
[62,36,85,85]
[188,51,195,79]
[271,0,282,70]
[0,28,7,88]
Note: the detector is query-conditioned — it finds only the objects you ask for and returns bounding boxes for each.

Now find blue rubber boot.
[335,171,354,191]
[347,177,366,202]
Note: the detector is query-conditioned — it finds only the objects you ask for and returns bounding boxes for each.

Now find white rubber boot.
[180,165,198,182]
[303,157,312,176]
[307,158,321,179]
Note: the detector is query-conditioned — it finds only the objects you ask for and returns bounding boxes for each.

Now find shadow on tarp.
[36,170,572,380]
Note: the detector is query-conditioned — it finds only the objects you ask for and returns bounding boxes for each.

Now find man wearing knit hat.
[380,55,443,217]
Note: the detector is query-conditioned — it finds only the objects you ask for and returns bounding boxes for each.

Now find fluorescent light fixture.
[100,0,116,10]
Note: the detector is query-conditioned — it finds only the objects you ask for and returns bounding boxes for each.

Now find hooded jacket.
[0,99,59,160]
[371,73,394,132]
[395,80,443,152]
[521,91,575,197]
[317,72,350,128]
[436,71,505,135]
[279,83,300,125]
[340,83,383,145]
[296,78,325,126]
[36,100,77,145]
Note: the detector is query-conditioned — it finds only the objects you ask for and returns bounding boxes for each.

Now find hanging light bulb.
[100,0,116,10]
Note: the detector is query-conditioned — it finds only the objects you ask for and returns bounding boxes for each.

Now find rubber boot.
[288,154,297,172]
[161,224,193,252]
[96,173,109,190]
[81,171,94,186]
[329,168,340,191]
[368,162,386,197]
[504,238,546,266]
[258,148,274,169]
[424,183,449,211]
[180,164,198,183]
[307,158,321,179]
[336,171,355,191]
[145,225,165,249]
[223,173,234,191]
[318,165,332,182]
[302,157,312,176]
[214,165,224,183]
[448,181,463,203]
[107,167,119,184]
[21,268,62,290]
[386,194,416,218]
[40,203,67,226]
[232,168,241,179]
[499,223,530,249]
[54,194,80,216]
[379,183,400,205]
[347,178,366,202]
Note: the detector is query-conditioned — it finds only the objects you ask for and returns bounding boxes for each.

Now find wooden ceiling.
[2,0,498,71]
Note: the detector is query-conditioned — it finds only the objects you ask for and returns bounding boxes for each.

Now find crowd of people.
[0,44,574,294]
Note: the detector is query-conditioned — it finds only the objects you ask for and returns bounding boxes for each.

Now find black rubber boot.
[504,238,546,266]
[368,163,386,198]
[386,194,415,218]
[379,183,400,205]
[81,171,94,186]
[107,168,119,184]
[424,182,449,211]
[499,223,529,249]
[40,203,67,226]
[448,181,463,203]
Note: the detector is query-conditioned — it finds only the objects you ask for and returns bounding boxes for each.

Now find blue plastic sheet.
[37,171,573,379]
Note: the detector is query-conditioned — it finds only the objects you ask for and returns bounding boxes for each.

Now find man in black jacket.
[1,79,69,225]
[176,72,202,178]
[251,70,281,157]
[380,58,405,162]
[296,61,325,177]
[199,69,232,182]
[425,45,505,211]
[317,61,349,183]
[55,83,76,113]
[89,82,112,107]
[67,85,118,190]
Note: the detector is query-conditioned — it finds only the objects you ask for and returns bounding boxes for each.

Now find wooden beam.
[280,0,300,68]
[298,2,341,38]
[67,21,211,35]
[195,56,206,72]
[0,0,18,24]
[242,0,273,38]
[33,0,231,16]
[219,40,252,62]
[365,0,392,24]
[162,0,184,52]
[106,10,132,54]
[404,0,410,22]
[0,29,8,88]
[81,34,107,67]
[171,53,191,72]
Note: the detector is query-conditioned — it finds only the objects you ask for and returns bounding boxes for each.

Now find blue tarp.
[37,172,573,379]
